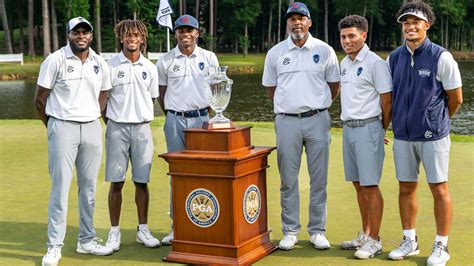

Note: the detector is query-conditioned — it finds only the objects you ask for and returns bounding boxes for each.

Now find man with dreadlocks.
[157,14,219,245]
[104,19,160,251]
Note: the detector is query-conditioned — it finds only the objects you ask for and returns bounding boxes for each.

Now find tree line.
[0,0,472,57]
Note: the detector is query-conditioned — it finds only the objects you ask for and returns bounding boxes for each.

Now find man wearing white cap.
[35,16,113,266]
[387,2,463,265]
[262,2,340,251]
[157,14,219,245]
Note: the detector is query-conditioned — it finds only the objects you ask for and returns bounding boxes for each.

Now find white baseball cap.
[67,17,93,33]
[397,10,429,23]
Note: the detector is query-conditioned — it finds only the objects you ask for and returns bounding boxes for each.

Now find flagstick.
[167,28,170,52]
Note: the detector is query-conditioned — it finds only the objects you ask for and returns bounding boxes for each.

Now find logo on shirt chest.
[173,64,181,72]
[93,65,99,74]
[198,62,205,70]
[357,67,363,76]
[313,54,320,64]
[283,57,291,65]
[142,71,147,80]
[67,65,74,73]
[117,70,125,78]
[418,69,431,78]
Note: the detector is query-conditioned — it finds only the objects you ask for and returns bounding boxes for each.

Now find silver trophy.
[204,66,234,128]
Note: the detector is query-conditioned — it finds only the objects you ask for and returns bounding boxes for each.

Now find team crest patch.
[93,65,99,74]
[117,70,125,78]
[243,185,261,224]
[185,188,220,228]
[313,54,320,64]
[67,65,74,73]
[283,57,291,65]
[198,62,205,70]
[142,71,147,80]
[357,67,363,76]
[173,64,180,72]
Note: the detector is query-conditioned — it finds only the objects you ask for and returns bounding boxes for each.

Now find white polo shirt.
[106,52,159,123]
[340,44,393,121]
[157,46,219,111]
[37,44,111,122]
[262,34,340,114]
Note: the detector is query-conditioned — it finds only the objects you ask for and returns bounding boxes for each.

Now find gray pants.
[47,118,102,246]
[275,111,331,236]
[163,111,209,221]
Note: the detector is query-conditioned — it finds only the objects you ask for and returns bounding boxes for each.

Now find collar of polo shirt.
[286,33,314,50]
[353,44,370,62]
[118,51,145,65]
[174,45,200,58]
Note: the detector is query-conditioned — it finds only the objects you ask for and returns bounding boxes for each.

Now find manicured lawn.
[0,119,473,265]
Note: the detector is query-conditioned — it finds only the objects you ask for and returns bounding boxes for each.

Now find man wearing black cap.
[35,16,113,266]
[156,14,219,245]
[387,2,462,265]
[262,2,340,251]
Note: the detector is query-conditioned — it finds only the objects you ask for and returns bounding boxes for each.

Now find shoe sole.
[314,246,330,250]
[278,245,295,250]
[355,249,382,259]
[42,260,59,266]
[136,238,161,248]
[388,249,421,260]
[76,247,113,256]
[427,254,450,266]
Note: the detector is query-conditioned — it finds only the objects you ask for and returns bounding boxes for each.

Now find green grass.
[0,119,473,265]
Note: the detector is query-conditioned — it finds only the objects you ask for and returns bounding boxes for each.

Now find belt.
[50,116,95,124]
[167,108,208,118]
[343,116,380,127]
[281,108,327,118]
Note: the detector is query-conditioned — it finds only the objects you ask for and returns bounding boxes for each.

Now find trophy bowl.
[203,66,235,129]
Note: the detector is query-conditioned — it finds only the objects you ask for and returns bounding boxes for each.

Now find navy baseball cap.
[67,17,93,33]
[174,15,199,30]
[285,2,311,20]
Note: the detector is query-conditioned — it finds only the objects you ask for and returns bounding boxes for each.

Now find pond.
[0,61,473,135]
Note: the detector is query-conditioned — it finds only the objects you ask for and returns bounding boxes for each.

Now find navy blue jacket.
[389,38,449,141]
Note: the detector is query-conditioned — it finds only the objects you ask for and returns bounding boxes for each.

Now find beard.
[291,31,307,40]
[69,41,90,54]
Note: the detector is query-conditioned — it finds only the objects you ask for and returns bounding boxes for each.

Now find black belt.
[342,116,380,127]
[167,108,208,118]
[281,108,327,118]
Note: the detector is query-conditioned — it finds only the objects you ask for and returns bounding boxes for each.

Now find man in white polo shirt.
[262,2,340,251]
[338,15,392,259]
[157,14,219,245]
[104,20,160,252]
[34,17,113,266]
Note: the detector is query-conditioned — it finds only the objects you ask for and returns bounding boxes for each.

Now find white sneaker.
[42,246,61,266]
[388,236,420,260]
[310,234,330,250]
[340,231,369,250]
[427,241,450,266]
[76,237,113,256]
[162,232,174,246]
[137,227,160,248]
[354,236,382,259]
[278,234,298,250]
[106,229,121,251]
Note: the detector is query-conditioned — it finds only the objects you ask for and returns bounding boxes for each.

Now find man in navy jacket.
[387,2,462,266]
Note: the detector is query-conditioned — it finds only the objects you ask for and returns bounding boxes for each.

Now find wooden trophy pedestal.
[160,126,277,265]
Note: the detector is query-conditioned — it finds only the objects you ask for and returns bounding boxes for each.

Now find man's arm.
[99,91,108,123]
[34,85,50,128]
[328,82,340,101]
[380,92,392,144]
[158,85,167,113]
[266,86,276,102]
[446,87,462,118]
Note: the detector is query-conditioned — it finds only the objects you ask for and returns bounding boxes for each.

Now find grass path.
[0,119,473,265]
